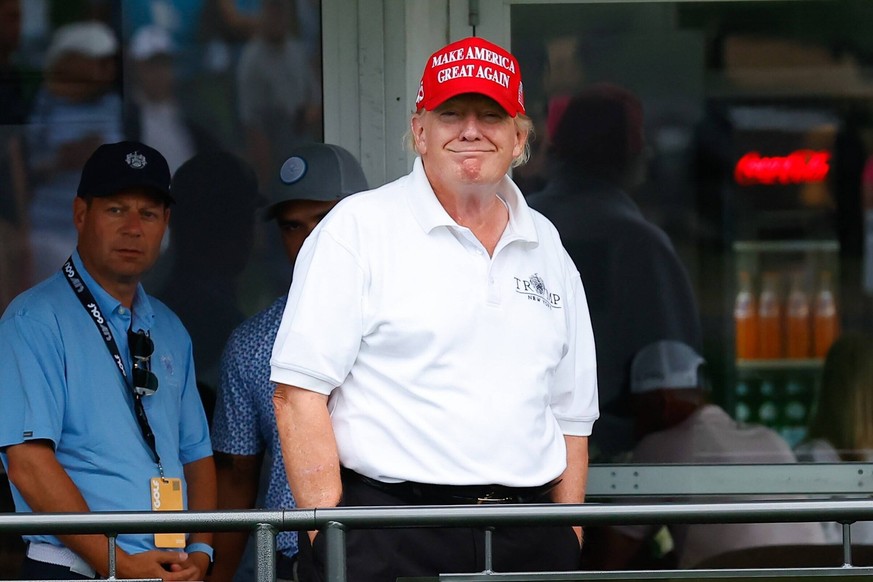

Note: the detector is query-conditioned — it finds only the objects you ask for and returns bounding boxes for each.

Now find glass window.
[509,3,873,567]
[0,0,323,394]
[511,0,873,465]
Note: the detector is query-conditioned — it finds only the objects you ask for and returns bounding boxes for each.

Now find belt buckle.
[476,491,512,504]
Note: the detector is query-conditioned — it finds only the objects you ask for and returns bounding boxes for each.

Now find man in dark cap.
[210,143,368,582]
[0,141,216,580]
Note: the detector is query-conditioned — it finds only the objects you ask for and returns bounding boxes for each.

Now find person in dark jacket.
[527,83,702,460]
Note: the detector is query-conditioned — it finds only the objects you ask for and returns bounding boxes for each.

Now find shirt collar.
[406,157,538,244]
[71,250,155,331]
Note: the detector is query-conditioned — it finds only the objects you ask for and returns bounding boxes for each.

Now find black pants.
[296,472,581,582]
[20,557,94,580]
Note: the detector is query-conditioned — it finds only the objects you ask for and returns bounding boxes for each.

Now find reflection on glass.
[512,0,873,464]
[1,0,323,318]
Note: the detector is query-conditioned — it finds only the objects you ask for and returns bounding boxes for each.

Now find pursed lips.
[448,148,495,154]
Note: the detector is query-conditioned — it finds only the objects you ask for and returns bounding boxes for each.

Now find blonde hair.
[405,109,534,168]
[807,332,873,461]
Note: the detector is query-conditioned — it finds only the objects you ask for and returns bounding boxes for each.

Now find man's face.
[276,199,339,268]
[411,94,526,193]
[74,189,170,287]
[50,53,117,100]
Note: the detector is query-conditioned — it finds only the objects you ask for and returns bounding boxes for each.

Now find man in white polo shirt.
[270,36,599,582]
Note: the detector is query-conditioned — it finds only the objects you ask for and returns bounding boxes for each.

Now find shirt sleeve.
[271,227,366,393]
[177,338,213,464]
[549,262,599,436]
[0,313,66,449]
[211,328,263,456]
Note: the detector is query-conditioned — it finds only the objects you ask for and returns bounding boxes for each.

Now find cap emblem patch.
[280,156,308,184]
[416,81,425,107]
[125,151,147,170]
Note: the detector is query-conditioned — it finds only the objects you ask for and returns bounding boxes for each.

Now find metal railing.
[3,464,873,581]
[4,498,873,581]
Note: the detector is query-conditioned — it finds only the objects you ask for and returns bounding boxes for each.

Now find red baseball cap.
[415,37,525,117]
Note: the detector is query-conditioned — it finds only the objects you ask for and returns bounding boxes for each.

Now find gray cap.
[266,143,368,219]
[631,340,705,394]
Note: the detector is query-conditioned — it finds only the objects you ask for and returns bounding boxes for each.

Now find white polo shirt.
[270,158,599,486]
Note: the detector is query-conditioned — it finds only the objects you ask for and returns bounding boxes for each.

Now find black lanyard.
[62,257,165,478]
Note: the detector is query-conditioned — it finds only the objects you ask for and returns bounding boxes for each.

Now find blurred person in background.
[0,0,28,123]
[236,0,320,196]
[527,83,702,460]
[595,340,824,570]
[210,143,368,582]
[123,25,220,174]
[122,0,205,79]
[0,0,30,569]
[155,150,261,418]
[25,19,122,283]
[796,331,873,544]
[193,0,263,148]
[0,0,32,312]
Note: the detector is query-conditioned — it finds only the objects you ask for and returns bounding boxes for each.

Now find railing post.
[324,520,347,582]
[842,522,853,567]
[255,523,277,582]
[107,533,118,580]
[483,527,494,573]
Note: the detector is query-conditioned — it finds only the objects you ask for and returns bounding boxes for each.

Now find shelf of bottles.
[731,239,839,446]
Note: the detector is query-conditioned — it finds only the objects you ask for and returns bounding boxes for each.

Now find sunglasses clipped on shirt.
[128,329,159,396]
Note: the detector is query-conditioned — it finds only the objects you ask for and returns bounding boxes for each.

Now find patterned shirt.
[212,296,297,557]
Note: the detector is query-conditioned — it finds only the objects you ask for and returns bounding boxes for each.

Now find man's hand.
[170,550,212,580]
[116,550,199,581]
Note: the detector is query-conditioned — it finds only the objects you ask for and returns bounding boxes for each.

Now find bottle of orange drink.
[758,272,783,360]
[734,271,758,360]
[786,271,811,359]
[813,270,839,358]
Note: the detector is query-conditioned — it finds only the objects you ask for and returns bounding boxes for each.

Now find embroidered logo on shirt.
[514,273,562,309]
[125,151,147,169]
[160,354,174,376]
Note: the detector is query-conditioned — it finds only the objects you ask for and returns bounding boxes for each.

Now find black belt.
[343,468,559,505]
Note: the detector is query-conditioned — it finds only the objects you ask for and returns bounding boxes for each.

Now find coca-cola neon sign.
[734,150,831,186]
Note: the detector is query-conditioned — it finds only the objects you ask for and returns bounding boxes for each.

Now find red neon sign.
[734,150,831,186]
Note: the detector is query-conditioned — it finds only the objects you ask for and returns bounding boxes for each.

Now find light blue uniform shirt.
[0,251,212,554]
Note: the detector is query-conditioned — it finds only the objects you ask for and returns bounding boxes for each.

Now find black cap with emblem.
[77,140,174,204]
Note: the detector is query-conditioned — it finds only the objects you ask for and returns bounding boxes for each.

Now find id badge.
[150,477,186,548]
